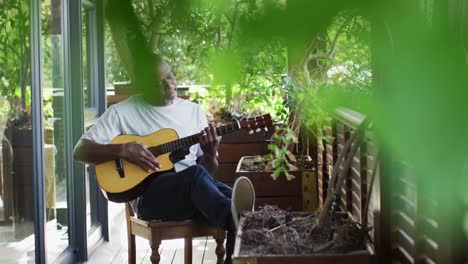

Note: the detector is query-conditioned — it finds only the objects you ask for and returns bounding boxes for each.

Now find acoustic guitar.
[95,114,272,202]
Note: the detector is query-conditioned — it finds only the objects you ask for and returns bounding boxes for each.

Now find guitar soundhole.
[115,159,125,178]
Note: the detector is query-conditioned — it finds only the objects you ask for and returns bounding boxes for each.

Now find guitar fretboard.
[149,121,240,156]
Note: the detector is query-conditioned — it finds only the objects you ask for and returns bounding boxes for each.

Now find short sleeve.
[81,106,122,144]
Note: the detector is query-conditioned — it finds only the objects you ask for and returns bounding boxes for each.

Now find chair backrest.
[125,202,135,218]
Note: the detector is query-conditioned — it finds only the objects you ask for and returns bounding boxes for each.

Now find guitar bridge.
[115,159,125,178]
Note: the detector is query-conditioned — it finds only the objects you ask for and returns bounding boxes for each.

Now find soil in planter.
[239,205,368,255]
[239,155,315,172]
[239,155,266,171]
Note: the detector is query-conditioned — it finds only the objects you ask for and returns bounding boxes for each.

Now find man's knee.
[176,165,213,186]
[186,165,212,181]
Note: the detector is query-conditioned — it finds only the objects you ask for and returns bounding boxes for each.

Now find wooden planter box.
[233,217,375,264]
[214,128,274,186]
[235,156,317,211]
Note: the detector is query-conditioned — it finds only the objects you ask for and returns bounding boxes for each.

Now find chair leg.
[128,233,136,264]
[149,239,161,264]
[214,231,226,264]
[184,237,192,264]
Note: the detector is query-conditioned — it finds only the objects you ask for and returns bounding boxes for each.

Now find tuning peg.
[264,127,268,132]
[249,130,254,135]
[256,128,261,133]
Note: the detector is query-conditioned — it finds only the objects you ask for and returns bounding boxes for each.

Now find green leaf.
[268,144,278,151]
[273,157,284,168]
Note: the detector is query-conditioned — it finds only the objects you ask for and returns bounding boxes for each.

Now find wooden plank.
[392,228,416,257]
[392,210,416,238]
[392,245,415,264]
[317,170,326,207]
[134,236,152,264]
[394,194,416,219]
[219,127,274,144]
[171,248,184,264]
[301,171,318,211]
[203,237,220,264]
[139,247,153,263]
[351,167,361,181]
[218,144,267,163]
[235,169,302,197]
[419,215,438,236]
[317,128,326,208]
[214,163,238,182]
[336,124,351,214]
[159,239,181,264]
[111,248,127,264]
[193,237,207,264]
[351,177,361,192]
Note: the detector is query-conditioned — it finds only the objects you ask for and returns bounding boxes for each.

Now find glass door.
[0,1,37,263]
[82,1,106,248]
[41,0,71,262]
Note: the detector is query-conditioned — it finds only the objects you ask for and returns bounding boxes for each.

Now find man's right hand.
[120,142,161,172]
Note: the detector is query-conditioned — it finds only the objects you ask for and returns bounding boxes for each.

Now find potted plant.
[235,124,317,212]
[230,6,376,262]
[233,119,376,264]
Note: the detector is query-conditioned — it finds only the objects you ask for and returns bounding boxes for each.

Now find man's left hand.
[198,123,220,158]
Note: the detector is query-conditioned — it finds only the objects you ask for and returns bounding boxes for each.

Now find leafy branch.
[264,126,299,181]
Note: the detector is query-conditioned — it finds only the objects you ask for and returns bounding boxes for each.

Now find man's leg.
[139,165,231,226]
[138,165,254,264]
[215,180,233,198]
[213,177,255,264]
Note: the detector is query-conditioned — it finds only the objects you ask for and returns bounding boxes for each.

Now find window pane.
[0,1,36,262]
[41,0,70,261]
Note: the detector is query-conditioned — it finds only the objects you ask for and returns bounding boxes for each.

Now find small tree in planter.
[230,4,376,262]
[234,119,377,263]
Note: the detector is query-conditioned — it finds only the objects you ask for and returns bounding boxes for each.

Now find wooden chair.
[125,202,226,264]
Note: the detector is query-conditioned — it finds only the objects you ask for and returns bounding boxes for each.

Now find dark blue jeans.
[138,165,234,263]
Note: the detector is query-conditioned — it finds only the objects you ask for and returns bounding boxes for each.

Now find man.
[73,55,255,264]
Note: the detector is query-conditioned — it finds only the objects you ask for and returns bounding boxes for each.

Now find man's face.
[157,61,177,104]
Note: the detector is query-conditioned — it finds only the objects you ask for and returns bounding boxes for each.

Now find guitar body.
[95,128,179,203]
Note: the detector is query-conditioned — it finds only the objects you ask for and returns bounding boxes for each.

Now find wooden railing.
[317,108,378,239]
[318,108,468,264]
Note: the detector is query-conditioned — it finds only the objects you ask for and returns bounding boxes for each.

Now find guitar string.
[148,122,241,155]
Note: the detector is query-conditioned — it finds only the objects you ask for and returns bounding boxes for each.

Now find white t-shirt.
[81,95,208,171]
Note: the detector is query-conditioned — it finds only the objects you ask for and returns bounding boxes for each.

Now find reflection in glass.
[0,1,36,263]
[41,0,70,261]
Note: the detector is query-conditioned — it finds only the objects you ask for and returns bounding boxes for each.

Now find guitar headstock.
[238,114,273,134]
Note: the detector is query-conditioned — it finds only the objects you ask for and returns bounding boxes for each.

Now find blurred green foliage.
[0,0,55,125]
[105,0,372,126]
[0,0,464,252]
[105,0,468,242]
[105,0,290,120]
[0,0,31,125]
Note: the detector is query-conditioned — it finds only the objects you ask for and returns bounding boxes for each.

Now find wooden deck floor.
[86,203,222,264]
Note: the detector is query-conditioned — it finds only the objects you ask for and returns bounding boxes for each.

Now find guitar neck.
[149,121,240,155]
